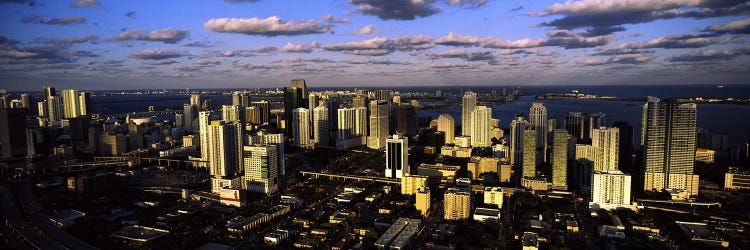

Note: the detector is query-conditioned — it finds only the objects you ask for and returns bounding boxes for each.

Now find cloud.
[604,33,739,51]
[511,5,523,11]
[204,16,332,36]
[345,59,410,65]
[129,49,188,60]
[224,0,261,3]
[425,49,494,62]
[150,59,177,65]
[348,0,487,20]
[37,35,98,45]
[705,17,750,34]
[193,59,221,66]
[322,13,350,24]
[67,50,98,57]
[72,0,98,8]
[353,24,377,35]
[481,37,546,49]
[531,0,750,35]
[579,53,655,66]
[667,47,750,62]
[345,49,392,56]
[0,45,74,64]
[210,50,255,57]
[435,32,485,46]
[126,11,137,19]
[390,35,434,50]
[251,46,278,53]
[428,61,475,69]
[544,33,613,49]
[111,28,189,44]
[183,41,220,47]
[22,15,87,25]
[320,37,391,53]
[279,42,313,53]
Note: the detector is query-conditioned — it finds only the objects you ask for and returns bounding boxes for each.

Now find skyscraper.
[613,122,634,171]
[199,111,211,160]
[386,134,409,179]
[47,95,63,122]
[590,170,632,210]
[396,103,417,136]
[308,93,319,111]
[42,86,55,118]
[284,86,303,134]
[20,94,30,110]
[643,97,699,196]
[190,94,201,107]
[510,115,529,166]
[444,188,471,220]
[552,129,569,190]
[313,106,329,147]
[243,145,278,194]
[437,114,455,145]
[245,106,261,125]
[416,187,430,217]
[250,100,270,125]
[529,102,548,163]
[183,104,197,132]
[222,105,244,123]
[292,108,311,147]
[565,112,587,141]
[588,113,606,139]
[207,120,243,178]
[62,89,81,118]
[592,127,620,171]
[470,106,492,147]
[291,79,307,102]
[522,129,537,178]
[368,100,389,149]
[461,91,476,136]
[0,109,28,159]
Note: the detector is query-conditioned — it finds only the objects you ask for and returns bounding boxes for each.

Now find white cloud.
[353,24,377,35]
[279,42,313,53]
[204,16,332,36]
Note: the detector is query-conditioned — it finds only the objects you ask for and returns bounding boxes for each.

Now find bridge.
[636,199,722,208]
[94,156,208,170]
[300,171,401,184]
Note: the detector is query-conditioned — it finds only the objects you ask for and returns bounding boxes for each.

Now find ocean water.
[89,85,750,147]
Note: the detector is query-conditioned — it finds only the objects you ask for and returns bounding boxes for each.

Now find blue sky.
[0,0,749,90]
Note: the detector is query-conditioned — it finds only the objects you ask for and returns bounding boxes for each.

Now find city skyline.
[1,0,749,90]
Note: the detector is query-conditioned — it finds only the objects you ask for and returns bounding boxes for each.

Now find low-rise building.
[473,208,501,223]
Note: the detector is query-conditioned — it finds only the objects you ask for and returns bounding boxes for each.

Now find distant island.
[535,90,616,100]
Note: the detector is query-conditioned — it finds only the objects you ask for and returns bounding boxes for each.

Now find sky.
[0,0,749,91]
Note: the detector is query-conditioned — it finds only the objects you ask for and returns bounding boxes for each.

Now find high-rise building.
[510,115,529,167]
[613,122,634,171]
[0,109,28,159]
[250,100,270,125]
[292,108,311,147]
[590,170,632,210]
[565,112,588,141]
[592,127,619,171]
[232,92,241,106]
[207,120,243,178]
[18,94,30,110]
[308,93,319,111]
[401,174,428,195]
[190,94,201,107]
[483,187,504,209]
[245,106,261,125]
[461,91,477,136]
[258,132,286,176]
[551,129,569,190]
[61,89,81,118]
[284,87,303,133]
[643,97,699,196]
[396,103,417,136]
[336,107,367,149]
[313,106,329,147]
[522,129,537,178]
[368,100,389,149]
[42,86,55,118]
[47,95,63,122]
[470,106,492,147]
[386,134,409,179]
[415,187,430,217]
[529,102,548,163]
[588,113,606,139]
[199,111,211,160]
[291,79,307,102]
[222,105,245,123]
[444,188,471,220]
[352,95,368,108]
[242,145,278,194]
[437,114,455,145]
[183,104,197,132]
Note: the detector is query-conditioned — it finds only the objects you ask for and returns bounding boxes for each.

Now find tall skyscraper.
[386,134,409,179]
[291,79,307,102]
[62,89,81,118]
[183,104,197,132]
[222,105,244,123]
[199,111,211,160]
[368,100,389,149]
[643,97,699,196]
[207,120,243,178]
[284,86,303,134]
[591,127,620,171]
[313,106,329,147]
[510,115,529,166]
[232,92,241,106]
[522,129,537,178]
[308,93,319,111]
[588,113,606,139]
[590,170,632,210]
[396,103,417,136]
[258,132,286,176]
[42,86,55,118]
[444,188,471,220]
[250,100,270,125]
[551,129,569,190]
[437,114,455,145]
[416,187,430,217]
[613,122,634,171]
[565,112,587,141]
[461,91,476,136]
[190,94,201,107]
[292,108,311,147]
[529,102,548,162]
[0,109,28,159]
[243,145,279,194]
[470,106,492,147]
[47,95,63,122]
[245,106,261,125]
[20,94,31,110]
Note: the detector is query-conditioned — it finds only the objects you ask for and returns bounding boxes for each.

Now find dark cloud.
[150,59,177,65]
[111,28,189,44]
[0,46,76,65]
[425,49,494,62]
[129,49,188,60]
[37,35,98,45]
[319,35,434,56]
[22,15,87,25]
[344,59,410,65]
[704,17,750,34]
[604,33,740,51]
[349,0,486,20]
[0,0,39,7]
[126,11,137,19]
[579,53,654,66]
[67,50,98,57]
[251,46,278,53]
[511,5,523,12]
[183,41,220,47]
[542,30,613,49]
[223,0,261,3]
[204,16,332,36]
[667,47,750,62]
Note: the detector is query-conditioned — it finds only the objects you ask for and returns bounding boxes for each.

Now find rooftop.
[111,225,170,243]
